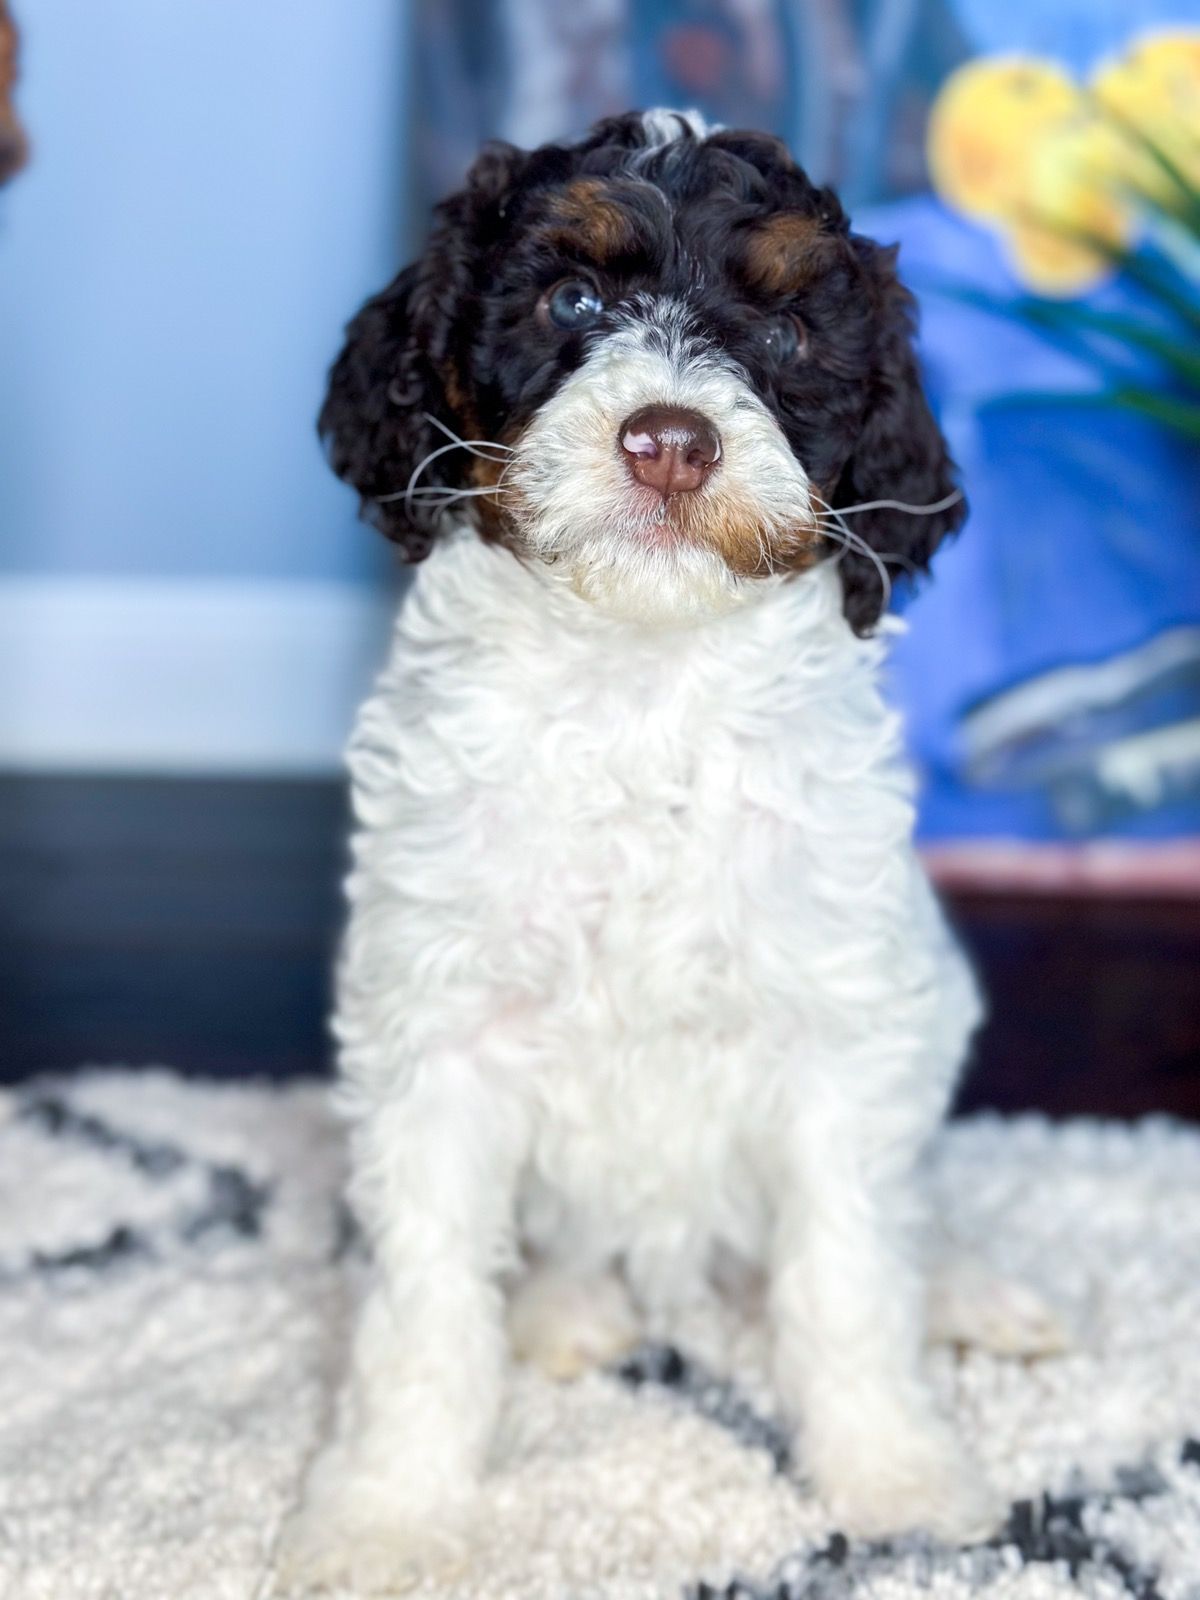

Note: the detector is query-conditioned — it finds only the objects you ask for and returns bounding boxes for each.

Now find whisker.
[809,493,893,609]
[403,485,515,500]
[833,489,963,518]
[810,489,923,577]
[373,414,520,519]
[813,520,919,574]
[421,412,515,458]
[380,444,495,509]
[492,455,519,487]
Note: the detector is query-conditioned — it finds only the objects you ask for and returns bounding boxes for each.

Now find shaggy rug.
[3,1071,1200,1600]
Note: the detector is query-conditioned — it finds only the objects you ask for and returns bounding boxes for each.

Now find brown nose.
[619,405,721,497]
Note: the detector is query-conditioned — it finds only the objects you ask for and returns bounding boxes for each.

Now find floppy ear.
[831,241,966,635]
[317,142,523,561]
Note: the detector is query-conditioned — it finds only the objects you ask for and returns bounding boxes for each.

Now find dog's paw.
[928,1253,1073,1358]
[276,1488,473,1595]
[814,1420,1003,1546]
[507,1264,641,1379]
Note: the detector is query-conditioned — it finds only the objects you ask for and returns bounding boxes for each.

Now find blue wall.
[0,0,409,584]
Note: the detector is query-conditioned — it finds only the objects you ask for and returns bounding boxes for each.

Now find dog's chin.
[500,482,815,628]
[509,512,762,627]
[569,537,756,626]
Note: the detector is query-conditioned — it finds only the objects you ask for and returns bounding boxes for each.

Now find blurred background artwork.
[1,1,1198,887]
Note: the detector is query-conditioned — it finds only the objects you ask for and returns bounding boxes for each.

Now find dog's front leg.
[768,1088,1000,1544]
[281,1061,523,1594]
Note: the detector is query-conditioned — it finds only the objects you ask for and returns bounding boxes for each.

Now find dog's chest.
[392,550,905,1054]
[357,548,924,1242]
[504,659,778,1003]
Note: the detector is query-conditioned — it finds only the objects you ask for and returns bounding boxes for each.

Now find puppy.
[284,109,1062,1591]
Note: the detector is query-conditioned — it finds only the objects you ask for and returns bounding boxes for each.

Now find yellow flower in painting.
[1005,117,1137,295]
[927,56,1081,222]
[1092,29,1200,200]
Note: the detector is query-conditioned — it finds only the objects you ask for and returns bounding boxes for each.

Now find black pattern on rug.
[6,1071,1200,1599]
[683,1456,1200,1600]
[5,1087,272,1280]
[619,1342,793,1471]
[624,1343,1196,1600]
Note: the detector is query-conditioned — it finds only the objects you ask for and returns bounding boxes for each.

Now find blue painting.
[411,0,1200,874]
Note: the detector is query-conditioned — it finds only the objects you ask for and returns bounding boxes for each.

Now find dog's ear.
[318,142,524,561]
[831,240,966,635]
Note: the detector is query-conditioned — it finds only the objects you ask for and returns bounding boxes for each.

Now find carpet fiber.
[3,1071,1200,1600]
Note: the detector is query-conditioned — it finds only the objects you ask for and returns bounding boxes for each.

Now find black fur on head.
[318,141,527,564]
[319,110,965,632]
[830,238,964,633]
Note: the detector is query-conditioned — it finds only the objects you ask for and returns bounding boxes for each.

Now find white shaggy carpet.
[3,1071,1200,1600]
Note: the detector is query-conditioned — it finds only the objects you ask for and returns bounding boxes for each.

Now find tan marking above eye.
[743,213,828,294]
[546,178,640,262]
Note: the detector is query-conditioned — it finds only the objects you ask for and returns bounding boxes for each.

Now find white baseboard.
[0,576,396,774]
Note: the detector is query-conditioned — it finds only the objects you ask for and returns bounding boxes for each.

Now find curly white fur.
[280,509,1022,1591]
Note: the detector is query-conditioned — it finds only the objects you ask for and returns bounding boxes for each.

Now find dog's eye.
[762,313,808,361]
[539,279,605,332]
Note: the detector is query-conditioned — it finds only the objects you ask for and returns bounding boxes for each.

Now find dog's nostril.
[619,405,721,498]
